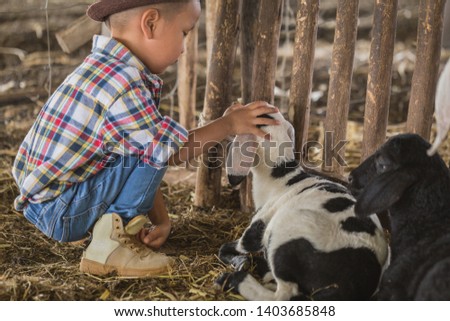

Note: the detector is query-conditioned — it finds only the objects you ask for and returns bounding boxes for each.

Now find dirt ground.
[1,0,450,301]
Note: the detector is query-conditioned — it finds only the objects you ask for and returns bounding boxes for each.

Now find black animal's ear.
[355,169,417,216]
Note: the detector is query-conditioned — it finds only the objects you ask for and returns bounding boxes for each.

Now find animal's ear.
[226,134,258,186]
[355,169,417,216]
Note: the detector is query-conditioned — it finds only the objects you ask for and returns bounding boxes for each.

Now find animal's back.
[415,256,450,300]
[272,237,382,300]
[263,189,388,300]
[399,233,450,300]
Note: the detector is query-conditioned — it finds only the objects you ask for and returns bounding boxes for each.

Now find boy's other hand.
[223,101,280,138]
[137,221,171,250]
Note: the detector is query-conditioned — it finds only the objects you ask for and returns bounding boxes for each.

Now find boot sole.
[80,258,169,277]
[124,215,148,235]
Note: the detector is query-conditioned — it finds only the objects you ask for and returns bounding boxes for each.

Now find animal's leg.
[218,241,251,271]
[237,219,266,252]
[274,280,300,300]
[216,271,278,300]
[252,256,274,282]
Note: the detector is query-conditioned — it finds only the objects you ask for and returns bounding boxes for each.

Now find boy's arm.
[138,102,279,248]
[169,101,279,166]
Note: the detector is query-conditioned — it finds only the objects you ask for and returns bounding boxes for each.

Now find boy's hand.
[137,221,171,250]
[139,187,171,249]
[223,101,280,138]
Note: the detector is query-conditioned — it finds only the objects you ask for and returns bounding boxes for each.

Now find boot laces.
[118,233,153,258]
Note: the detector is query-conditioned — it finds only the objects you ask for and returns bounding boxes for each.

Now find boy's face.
[145,0,201,74]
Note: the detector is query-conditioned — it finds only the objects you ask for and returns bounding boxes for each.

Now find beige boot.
[80,213,173,277]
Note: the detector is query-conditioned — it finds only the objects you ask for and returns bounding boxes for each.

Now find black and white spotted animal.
[216,110,389,300]
[349,133,450,300]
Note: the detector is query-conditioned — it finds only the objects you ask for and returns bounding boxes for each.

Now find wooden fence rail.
[361,0,398,161]
[289,0,320,158]
[322,0,359,175]
[238,0,261,212]
[182,0,447,209]
[177,25,198,131]
[194,0,240,208]
[406,0,447,139]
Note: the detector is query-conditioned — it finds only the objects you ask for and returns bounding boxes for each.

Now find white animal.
[216,110,389,300]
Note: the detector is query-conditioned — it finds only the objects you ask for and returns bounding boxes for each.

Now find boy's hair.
[106,1,192,31]
[87,0,195,23]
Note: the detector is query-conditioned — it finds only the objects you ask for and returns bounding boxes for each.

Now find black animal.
[349,133,450,300]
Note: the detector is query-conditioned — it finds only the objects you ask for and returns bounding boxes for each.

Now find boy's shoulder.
[64,51,150,103]
[79,53,143,85]
[50,36,161,109]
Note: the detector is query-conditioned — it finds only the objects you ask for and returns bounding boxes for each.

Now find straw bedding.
[2,116,450,300]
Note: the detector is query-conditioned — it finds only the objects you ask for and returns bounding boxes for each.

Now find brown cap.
[87,0,183,22]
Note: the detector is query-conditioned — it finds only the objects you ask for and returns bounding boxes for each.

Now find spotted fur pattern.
[217,111,389,301]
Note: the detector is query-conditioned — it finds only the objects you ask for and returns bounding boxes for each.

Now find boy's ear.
[355,169,417,216]
[141,8,160,39]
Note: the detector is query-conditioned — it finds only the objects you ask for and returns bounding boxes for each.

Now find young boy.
[12,0,279,277]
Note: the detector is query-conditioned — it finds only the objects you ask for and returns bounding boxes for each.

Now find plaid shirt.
[12,35,188,210]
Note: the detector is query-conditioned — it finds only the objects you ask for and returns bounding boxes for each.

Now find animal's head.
[226,110,295,186]
[349,133,449,216]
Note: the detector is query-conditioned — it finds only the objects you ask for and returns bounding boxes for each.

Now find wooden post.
[194,0,240,208]
[238,0,261,213]
[322,0,359,175]
[360,0,398,161]
[235,0,283,212]
[241,0,283,211]
[55,15,101,54]
[406,0,447,140]
[289,0,320,160]
[177,25,198,130]
[251,0,284,103]
[206,0,219,67]
[443,1,450,48]
[240,0,259,105]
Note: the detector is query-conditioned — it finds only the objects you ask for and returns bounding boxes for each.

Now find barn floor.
[2,0,450,301]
